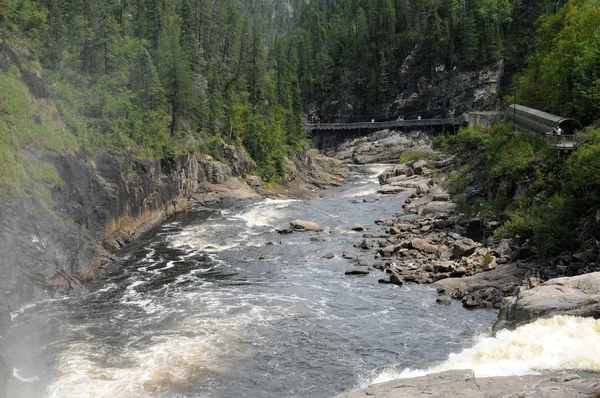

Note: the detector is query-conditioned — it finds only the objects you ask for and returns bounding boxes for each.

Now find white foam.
[10,303,37,322]
[13,368,39,382]
[230,198,298,228]
[367,315,600,386]
[339,188,378,198]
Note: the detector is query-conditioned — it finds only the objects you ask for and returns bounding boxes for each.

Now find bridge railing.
[304,117,465,131]
[546,134,576,149]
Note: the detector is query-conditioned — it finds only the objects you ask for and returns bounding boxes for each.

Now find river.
[4,165,499,397]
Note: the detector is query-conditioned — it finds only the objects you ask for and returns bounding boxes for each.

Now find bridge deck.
[304,117,465,131]
[545,134,579,150]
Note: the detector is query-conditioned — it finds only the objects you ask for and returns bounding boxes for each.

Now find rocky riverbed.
[327,128,600,321]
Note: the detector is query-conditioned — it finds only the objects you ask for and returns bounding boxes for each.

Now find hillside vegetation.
[442,124,600,258]
[0,0,599,192]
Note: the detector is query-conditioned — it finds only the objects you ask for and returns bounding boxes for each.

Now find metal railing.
[546,134,576,149]
[304,117,466,131]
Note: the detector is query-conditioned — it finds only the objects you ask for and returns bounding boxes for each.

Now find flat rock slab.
[333,370,600,397]
[378,185,406,194]
[421,201,456,215]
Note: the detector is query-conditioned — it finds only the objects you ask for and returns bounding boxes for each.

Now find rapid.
[3,165,599,398]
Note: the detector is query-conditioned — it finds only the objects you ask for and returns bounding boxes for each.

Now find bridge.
[504,104,584,150]
[304,117,466,131]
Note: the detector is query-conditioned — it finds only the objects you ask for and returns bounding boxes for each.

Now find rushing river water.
[4,165,501,397]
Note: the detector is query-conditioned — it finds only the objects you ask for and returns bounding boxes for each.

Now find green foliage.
[292,0,518,113]
[446,122,579,257]
[513,0,600,125]
[567,129,600,207]
[399,150,432,164]
[0,66,75,200]
[1,0,312,179]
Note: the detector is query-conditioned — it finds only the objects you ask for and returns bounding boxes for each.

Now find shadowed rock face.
[0,150,201,396]
[334,369,600,398]
[494,272,600,332]
[0,150,200,326]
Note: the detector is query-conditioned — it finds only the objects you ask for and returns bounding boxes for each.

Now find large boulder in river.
[378,164,413,185]
[290,220,324,232]
[493,272,600,333]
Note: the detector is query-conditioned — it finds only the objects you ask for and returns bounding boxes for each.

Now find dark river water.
[4,165,498,398]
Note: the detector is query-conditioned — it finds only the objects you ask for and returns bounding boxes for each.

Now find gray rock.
[345,270,370,276]
[351,224,366,231]
[245,175,262,187]
[452,239,478,259]
[421,201,456,215]
[334,369,600,398]
[389,270,403,285]
[411,159,428,174]
[494,272,600,332]
[378,185,405,194]
[378,164,414,185]
[410,238,438,254]
[343,252,361,260]
[290,220,324,232]
[363,194,378,203]
[323,252,335,259]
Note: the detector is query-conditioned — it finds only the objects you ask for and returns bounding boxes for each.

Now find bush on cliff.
[0,66,77,202]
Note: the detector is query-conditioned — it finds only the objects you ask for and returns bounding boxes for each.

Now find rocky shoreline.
[325,129,600,326]
[316,128,600,397]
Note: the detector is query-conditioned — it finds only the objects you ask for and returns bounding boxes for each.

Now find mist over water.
[5,165,596,398]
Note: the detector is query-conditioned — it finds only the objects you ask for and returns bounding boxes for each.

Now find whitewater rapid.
[369,315,600,386]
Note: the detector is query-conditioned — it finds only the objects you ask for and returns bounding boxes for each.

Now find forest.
[0,0,599,179]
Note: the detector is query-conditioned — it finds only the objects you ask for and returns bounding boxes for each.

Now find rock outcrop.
[493,272,600,332]
[334,369,600,398]
[324,130,433,164]
[0,150,202,328]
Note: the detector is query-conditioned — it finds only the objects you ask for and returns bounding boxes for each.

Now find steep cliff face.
[315,59,504,122]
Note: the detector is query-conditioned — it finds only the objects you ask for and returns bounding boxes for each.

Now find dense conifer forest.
[0,0,599,177]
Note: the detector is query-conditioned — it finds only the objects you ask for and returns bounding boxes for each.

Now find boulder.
[199,159,232,184]
[389,270,403,285]
[452,239,478,259]
[363,194,378,203]
[421,201,456,215]
[493,272,600,332]
[219,144,256,175]
[378,164,413,185]
[323,252,335,259]
[245,175,262,187]
[410,238,438,254]
[351,224,366,232]
[411,159,428,174]
[290,220,324,232]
